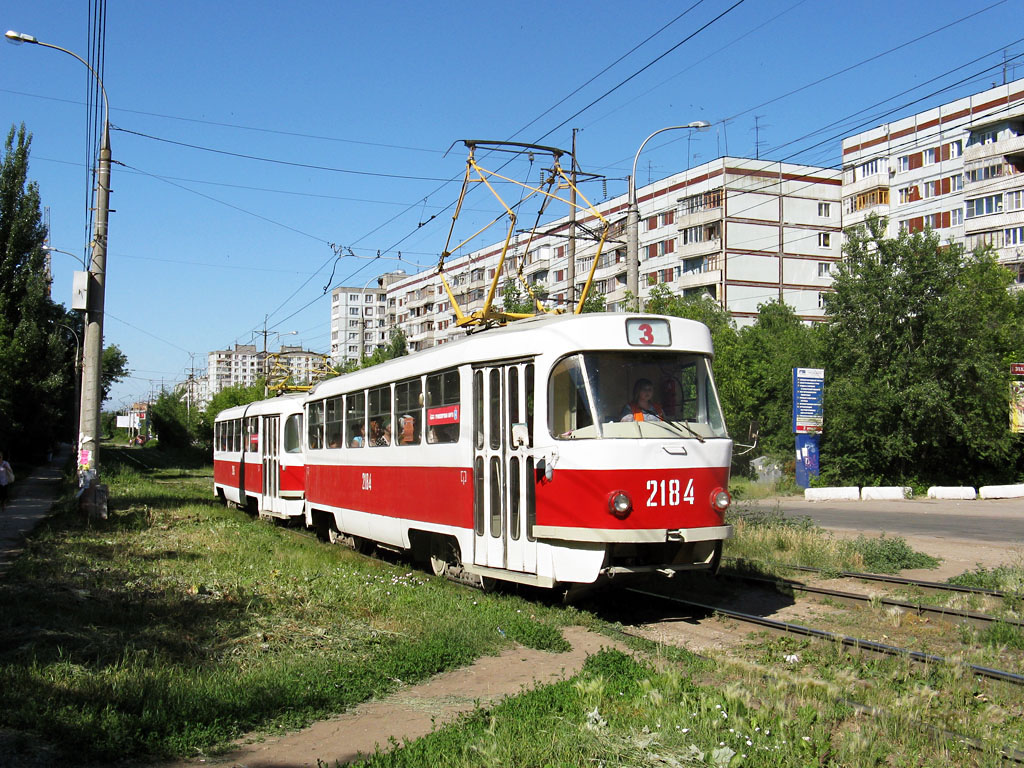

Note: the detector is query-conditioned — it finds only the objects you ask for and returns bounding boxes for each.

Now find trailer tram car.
[299,312,733,590]
[213,393,306,521]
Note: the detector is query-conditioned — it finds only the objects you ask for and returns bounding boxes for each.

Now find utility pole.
[567,129,577,310]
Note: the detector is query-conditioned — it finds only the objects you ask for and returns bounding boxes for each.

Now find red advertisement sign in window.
[427,405,460,425]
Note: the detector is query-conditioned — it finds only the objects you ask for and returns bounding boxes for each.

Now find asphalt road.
[742,496,1024,544]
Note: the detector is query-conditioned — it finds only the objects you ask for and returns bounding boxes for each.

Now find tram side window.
[368,385,391,447]
[307,401,324,450]
[346,392,366,448]
[246,416,259,453]
[233,419,242,452]
[395,377,422,446]
[284,414,303,453]
[548,355,596,438]
[325,396,344,448]
[426,369,460,444]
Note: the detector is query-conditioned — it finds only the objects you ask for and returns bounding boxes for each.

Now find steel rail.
[720,572,1021,632]
[725,557,1015,599]
[627,588,1024,686]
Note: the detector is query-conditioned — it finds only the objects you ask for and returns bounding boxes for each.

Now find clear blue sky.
[2,0,1022,409]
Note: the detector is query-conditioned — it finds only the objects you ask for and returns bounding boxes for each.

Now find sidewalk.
[0,443,73,577]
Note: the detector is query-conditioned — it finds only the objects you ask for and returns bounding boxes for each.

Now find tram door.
[473,361,537,574]
[261,415,281,515]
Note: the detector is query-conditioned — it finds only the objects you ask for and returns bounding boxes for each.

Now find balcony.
[676,206,721,228]
[964,134,1024,163]
[676,237,722,260]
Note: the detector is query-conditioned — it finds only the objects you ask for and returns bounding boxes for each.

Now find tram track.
[614,589,1024,764]
[625,587,1024,687]
[718,571,1021,632]
[725,557,1019,600]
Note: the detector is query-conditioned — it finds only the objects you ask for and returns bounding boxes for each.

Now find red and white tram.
[294,312,732,589]
[213,393,306,520]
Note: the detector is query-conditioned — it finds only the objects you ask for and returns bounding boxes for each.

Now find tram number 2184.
[646,478,695,507]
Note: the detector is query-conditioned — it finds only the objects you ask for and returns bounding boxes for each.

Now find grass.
[724,504,940,574]
[0,448,577,763]
[353,642,1021,767]
[3,450,1020,766]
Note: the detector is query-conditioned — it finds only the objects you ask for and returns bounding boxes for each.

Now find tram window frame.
[426,368,460,444]
[488,368,501,450]
[367,385,391,447]
[395,377,423,446]
[346,392,366,448]
[234,419,242,452]
[325,396,344,449]
[307,401,324,450]
[283,413,303,453]
[473,370,484,450]
[245,416,260,453]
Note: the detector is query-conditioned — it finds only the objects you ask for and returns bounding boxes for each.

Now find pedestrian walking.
[0,451,13,511]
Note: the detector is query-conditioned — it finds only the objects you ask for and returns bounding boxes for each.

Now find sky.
[2,0,1023,409]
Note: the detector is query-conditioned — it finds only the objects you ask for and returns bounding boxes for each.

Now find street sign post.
[793,368,824,488]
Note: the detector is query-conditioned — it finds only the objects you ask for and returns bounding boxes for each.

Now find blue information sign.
[792,367,824,434]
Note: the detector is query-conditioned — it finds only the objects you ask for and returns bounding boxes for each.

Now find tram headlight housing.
[710,487,732,513]
[608,491,632,519]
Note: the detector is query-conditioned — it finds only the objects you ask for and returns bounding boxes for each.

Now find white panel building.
[386,156,841,349]
[206,342,326,396]
[330,271,405,364]
[841,77,1024,284]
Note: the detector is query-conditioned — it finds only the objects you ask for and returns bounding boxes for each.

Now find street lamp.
[8,30,112,491]
[358,275,384,363]
[43,245,88,270]
[626,122,710,305]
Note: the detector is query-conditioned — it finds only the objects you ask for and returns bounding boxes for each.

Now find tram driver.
[620,378,665,422]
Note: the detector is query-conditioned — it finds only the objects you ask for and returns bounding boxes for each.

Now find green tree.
[821,214,1024,485]
[733,300,821,459]
[0,124,77,459]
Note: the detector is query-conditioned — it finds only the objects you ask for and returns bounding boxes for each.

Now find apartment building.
[388,155,842,350]
[330,271,405,364]
[207,342,326,396]
[842,77,1024,282]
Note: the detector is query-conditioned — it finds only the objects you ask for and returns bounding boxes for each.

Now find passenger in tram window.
[368,418,382,446]
[620,378,664,422]
[377,423,392,446]
[350,423,365,448]
[326,427,342,449]
[399,414,417,444]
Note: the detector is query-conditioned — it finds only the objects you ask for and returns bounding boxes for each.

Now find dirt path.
[174,626,627,768]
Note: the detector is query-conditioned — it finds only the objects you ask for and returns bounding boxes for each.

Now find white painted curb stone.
[978,484,1024,500]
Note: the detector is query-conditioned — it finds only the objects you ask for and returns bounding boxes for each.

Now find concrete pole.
[78,120,110,483]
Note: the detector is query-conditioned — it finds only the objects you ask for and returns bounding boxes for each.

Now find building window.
[349,307,360,316]
[817,292,827,309]
[349,294,359,302]
[1006,190,1024,212]
[659,210,675,227]
[1006,226,1024,246]
[951,208,963,226]
[949,140,962,158]
[817,202,831,217]
[897,155,910,173]
[923,148,936,165]
[859,158,882,178]
[818,262,831,277]
[818,233,831,247]
[966,195,1003,218]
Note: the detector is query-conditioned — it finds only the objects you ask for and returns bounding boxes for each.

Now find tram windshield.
[549,351,728,440]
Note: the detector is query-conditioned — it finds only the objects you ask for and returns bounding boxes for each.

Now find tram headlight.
[710,487,732,513]
[608,491,632,520]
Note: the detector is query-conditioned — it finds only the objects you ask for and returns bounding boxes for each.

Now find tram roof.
[308,312,714,399]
